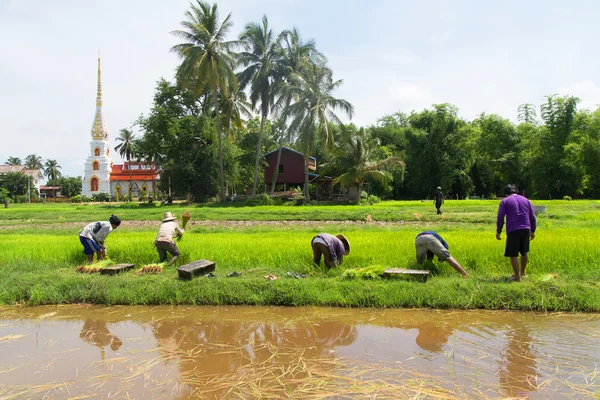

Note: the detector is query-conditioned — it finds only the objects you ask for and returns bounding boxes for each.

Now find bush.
[13,195,28,203]
[244,193,273,206]
[563,195,572,201]
[91,193,111,202]
[361,190,368,199]
[0,188,9,203]
[360,195,382,205]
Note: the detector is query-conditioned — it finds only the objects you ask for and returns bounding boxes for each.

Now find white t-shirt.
[156,221,184,242]
[79,221,113,246]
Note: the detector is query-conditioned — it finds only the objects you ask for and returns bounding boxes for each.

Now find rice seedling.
[75,259,115,274]
[135,262,167,276]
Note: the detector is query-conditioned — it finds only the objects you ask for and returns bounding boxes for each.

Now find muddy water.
[0,307,598,399]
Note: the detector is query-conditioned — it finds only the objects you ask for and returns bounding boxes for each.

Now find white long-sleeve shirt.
[79,221,113,247]
[155,221,184,242]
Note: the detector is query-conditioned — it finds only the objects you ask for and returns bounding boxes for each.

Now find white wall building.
[82,58,113,197]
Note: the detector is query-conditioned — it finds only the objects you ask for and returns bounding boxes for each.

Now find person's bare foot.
[508,276,521,282]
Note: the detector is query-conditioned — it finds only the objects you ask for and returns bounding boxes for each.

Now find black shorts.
[504,229,530,257]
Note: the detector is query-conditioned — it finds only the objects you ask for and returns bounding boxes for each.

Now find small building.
[110,162,159,198]
[0,165,43,191]
[263,147,316,192]
[39,186,62,198]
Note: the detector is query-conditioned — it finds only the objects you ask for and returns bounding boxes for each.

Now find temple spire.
[91,57,109,139]
[96,57,103,107]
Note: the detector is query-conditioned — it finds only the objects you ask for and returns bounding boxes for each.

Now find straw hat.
[336,234,350,255]
[162,212,177,222]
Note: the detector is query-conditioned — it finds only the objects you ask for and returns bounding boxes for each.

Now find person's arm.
[174,225,184,238]
[496,201,505,240]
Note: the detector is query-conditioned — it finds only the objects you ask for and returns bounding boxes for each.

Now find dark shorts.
[80,236,102,254]
[155,240,180,259]
[505,229,530,257]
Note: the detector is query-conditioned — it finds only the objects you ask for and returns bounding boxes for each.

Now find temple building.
[82,58,158,198]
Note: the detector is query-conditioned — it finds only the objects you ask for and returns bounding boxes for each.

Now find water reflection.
[0,306,598,399]
[79,319,123,360]
[498,326,539,397]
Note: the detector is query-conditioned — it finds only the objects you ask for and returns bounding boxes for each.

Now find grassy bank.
[1,205,599,310]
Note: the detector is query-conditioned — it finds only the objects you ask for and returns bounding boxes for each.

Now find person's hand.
[530,232,535,241]
[495,233,501,241]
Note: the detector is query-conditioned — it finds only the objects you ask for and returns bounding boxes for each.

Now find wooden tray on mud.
[100,264,136,276]
[382,268,430,282]
[177,260,216,279]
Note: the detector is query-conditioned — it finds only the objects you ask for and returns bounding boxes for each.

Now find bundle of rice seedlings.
[177,211,191,241]
[135,262,167,275]
[75,259,113,274]
[340,265,388,280]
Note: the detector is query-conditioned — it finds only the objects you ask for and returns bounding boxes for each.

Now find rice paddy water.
[0,305,599,399]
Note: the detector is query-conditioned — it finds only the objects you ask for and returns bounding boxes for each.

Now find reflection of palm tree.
[79,320,123,360]
[498,327,539,397]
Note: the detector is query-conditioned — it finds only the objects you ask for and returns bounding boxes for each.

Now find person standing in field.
[79,215,121,263]
[311,233,350,269]
[434,186,444,215]
[415,231,468,276]
[155,212,184,265]
[496,184,536,282]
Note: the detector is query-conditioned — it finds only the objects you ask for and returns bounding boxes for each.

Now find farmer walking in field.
[78,215,121,263]
[311,233,350,269]
[415,231,468,276]
[496,184,536,282]
[434,186,444,215]
[155,212,185,265]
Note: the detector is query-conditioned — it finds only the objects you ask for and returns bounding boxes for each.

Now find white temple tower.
[82,58,113,197]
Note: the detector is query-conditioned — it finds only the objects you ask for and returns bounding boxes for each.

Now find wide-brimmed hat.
[162,212,177,222]
[336,234,350,255]
[437,186,441,190]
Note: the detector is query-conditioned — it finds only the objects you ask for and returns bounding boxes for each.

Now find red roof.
[110,163,159,181]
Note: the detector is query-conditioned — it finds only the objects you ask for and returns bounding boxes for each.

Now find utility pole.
[168,176,171,198]
[27,177,31,203]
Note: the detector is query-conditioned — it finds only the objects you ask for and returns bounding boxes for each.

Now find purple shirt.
[313,233,345,264]
[496,194,536,234]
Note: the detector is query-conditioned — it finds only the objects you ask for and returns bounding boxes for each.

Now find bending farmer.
[415,231,468,276]
[312,233,350,269]
[79,215,121,263]
[155,212,184,265]
[496,184,536,282]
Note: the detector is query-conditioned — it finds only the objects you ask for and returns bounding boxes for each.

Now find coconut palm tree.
[43,159,62,181]
[279,63,354,200]
[269,28,323,193]
[115,128,136,199]
[24,154,43,170]
[171,0,237,203]
[326,127,404,202]
[5,157,21,165]
[237,15,283,196]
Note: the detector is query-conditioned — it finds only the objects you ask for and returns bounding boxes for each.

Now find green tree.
[237,16,283,196]
[24,154,43,170]
[114,128,137,199]
[5,157,21,165]
[0,172,32,197]
[280,63,354,200]
[43,159,62,181]
[517,103,537,125]
[171,0,237,203]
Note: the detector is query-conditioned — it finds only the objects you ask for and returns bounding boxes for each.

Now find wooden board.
[382,268,430,282]
[100,264,136,276]
[177,260,216,279]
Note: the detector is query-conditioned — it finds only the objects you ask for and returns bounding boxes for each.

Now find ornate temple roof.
[91,58,109,140]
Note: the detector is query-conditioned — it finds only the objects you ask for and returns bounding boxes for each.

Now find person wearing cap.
[415,231,468,276]
[434,186,444,215]
[496,184,536,282]
[78,215,121,263]
[155,212,184,265]
[311,233,350,269]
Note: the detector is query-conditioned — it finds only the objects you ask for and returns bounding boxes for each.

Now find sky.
[1,0,600,178]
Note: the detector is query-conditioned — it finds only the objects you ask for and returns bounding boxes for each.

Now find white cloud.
[559,80,600,111]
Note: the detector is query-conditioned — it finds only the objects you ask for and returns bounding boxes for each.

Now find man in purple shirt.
[496,184,536,282]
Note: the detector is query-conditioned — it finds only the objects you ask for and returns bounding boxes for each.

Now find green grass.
[1,200,600,311]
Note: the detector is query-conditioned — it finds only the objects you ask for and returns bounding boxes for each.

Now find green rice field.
[0,200,599,310]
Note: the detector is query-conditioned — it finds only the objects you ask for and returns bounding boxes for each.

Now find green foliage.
[91,193,111,202]
[563,195,572,201]
[0,188,9,203]
[340,265,388,280]
[0,172,33,197]
[48,176,82,198]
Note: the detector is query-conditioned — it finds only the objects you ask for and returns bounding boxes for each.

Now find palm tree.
[171,0,237,203]
[237,15,283,196]
[270,28,322,193]
[327,127,404,202]
[279,63,354,200]
[24,154,43,170]
[43,159,62,181]
[5,157,21,165]
[115,128,136,199]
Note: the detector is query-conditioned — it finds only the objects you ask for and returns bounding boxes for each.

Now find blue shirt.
[416,231,449,250]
